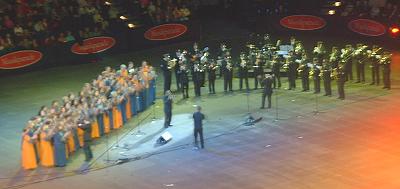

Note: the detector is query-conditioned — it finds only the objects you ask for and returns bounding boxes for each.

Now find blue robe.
[130,94,137,115]
[53,132,67,167]
[120,100,127,124]
[97,113,105,136]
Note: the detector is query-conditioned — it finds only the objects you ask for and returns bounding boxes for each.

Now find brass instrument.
[167,59,177,69]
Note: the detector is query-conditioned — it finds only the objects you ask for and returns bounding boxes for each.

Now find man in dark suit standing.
[78,116,93,162]
[261,74,273,109]
[163,90,173,128]
[193,105,205,149]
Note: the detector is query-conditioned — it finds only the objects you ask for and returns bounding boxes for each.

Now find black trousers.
[262,93,272,108]
[356,63,365,82]
[383,69,391,89]
[371,65,380,85]
[323,73,332,95]
[301,74,309,91]
[208,78,215,93]
[273,71,281,88]
[193,73,201,96]
[345,62,353,81]
[288,72,296,90]
[164,111,172,127]
[194,128,204,148]
[313,77,321,93]
[181,82,189,98]
[164,74,172,92]
[83,141,93,161]
[224,72,233,91]
[337,77,345,99]
[175,73,181,90]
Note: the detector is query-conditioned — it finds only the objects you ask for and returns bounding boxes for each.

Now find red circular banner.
[144,23,187,40]
[0,50,42,69]
[280,15,326,31]
[71,36,116,55]
[348,19,386,36]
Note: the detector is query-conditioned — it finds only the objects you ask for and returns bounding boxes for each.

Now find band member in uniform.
[219,43,230,78]
[180,63,190,98]
[313,41,327,62]
[329,46,340,70]
[286,51,297,90]
[163,90,173,128]
[381,51,391,90]
[297,53,310,92]
[208,60,217,94]
[343,44,354,81]
[311,57,321,94]
[175,50,183,90]
[223,56,234,92]
[160,54,174,92]
[336,62,346,100]
[192,53,203,97]
[253,52,264,90]
[238,52,250,91]
[321,59,332,96]
[261,74,273,109]
[271,55,282,89]
[354,44,367,83]
[369,45,382,85]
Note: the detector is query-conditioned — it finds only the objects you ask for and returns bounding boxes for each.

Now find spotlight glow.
[328,10,336,15]
[334,1,341,7]
[120,16,127,20]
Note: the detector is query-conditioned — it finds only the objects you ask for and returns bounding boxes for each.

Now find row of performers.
[21,62,157,170]
[160,41,391,99]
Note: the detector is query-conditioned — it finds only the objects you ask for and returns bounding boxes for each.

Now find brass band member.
[192,53,203,97]
[311,57,321,94]
[343,44,354,81]
[161,54,175,92]
[313,41,327,62]
[354,44,367,83]
[321,59,332,96]
[271,55,282,89]
[369,45,382,85]
[336,62,346,100]
[329,46,340,69]
[286,51,297,90]
[238,52,250,91]
[223,56,233,92]
[297,53,310,92]
[380,51,391,90]
[208,59,217,94]
[253,52,264,90]
[180,63,190,98]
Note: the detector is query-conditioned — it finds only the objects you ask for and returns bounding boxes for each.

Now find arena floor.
[1,20,400,189]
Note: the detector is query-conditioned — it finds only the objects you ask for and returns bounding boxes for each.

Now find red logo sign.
[144,24,187,40]
[0,50,42,69]
[280,15,326,30]
[71,36,116,54]
[348,19,386,36]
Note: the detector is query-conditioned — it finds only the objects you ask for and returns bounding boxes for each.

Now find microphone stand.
[132,95,146,136]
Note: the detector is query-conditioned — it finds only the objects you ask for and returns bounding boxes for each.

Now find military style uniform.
[271,56,282,89]
[312,59,321,94]
[370,47,381,85]
[160,54,174,92]
[322,59,332,96]
[287,54,297,90]
[354,44,367,83]
[336,64,346,100]
[238,53,250,91]
[208,62,217,94]
[180,65,190,98]
[298,56,310,92]
[223,57,233,92]
[381,52,391,90]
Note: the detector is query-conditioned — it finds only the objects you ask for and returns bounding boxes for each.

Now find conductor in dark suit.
[261,74,273,109]
[193,105,205,149]
[163,90,173,128]
[78,116,93,162]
